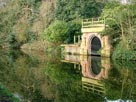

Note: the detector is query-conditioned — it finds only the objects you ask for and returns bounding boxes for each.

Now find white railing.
[82,17,105,28]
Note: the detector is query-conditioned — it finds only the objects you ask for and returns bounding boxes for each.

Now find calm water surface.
[0,50,136,102]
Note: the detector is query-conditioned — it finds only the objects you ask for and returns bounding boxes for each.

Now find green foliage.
[0,0,41,48]
[113,49,136,61]
[128,36,136,50]
[0,0,107,48]
[6,33,19,49]
[49,0,106,44]
[101,1,122,44]
[43,20,81,44]
[0,2,20,41]
[0,49,105,102]
[0,83,19,102]
[102,1,136,45]
[7,33,16,44]
[43,21,69,44]
[80,0,106,18]
[26,31,37,43]
[101,1,136,60]
[65,21,82,43]
[113,59,136,70]
[55,0,106,21]
[112,42,136,60]
[17,0,41,9]
[55,0,80,21]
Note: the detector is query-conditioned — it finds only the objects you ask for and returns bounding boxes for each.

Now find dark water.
[0,50,136,102]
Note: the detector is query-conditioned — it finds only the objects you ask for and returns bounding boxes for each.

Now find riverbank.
[21,40,51,51]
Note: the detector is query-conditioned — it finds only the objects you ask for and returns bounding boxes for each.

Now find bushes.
[113,49,136,61]
[43,21,69,44]
[50,0,106,44]
[101,1,136,61]
[0,0,106,49]
[43,20,81,44]
[0,83,19,102]
[65,21,81,43]
[112,42,136,60]
[0,0,42,48]
[6,33,20,49]
[55,0,106,21]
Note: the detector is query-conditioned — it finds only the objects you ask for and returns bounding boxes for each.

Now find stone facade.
[80,33,111,57]
[61,18,111,57]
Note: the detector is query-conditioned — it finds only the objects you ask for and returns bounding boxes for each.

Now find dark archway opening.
[91,56,101,75]
[91,36,101,55]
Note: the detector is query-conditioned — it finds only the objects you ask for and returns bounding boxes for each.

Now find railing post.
[74,35,76,44]
[82,19,84,28]
[104,17,105,25]
[74,63,76,69]
[78,35,81,44]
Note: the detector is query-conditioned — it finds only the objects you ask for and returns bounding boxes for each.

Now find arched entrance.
[91,56,101,75]
[91,36,101,55]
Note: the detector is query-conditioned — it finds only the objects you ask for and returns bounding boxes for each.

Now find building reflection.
[81,56,110,80]
[61,55,111,96]
[61,54,135,102]
[82,77,105,96]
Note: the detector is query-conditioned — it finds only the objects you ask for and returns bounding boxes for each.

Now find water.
[0,49,136,102]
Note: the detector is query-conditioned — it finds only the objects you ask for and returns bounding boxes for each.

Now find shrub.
[43,20,81,44]
[112,42,136,61]
[43,21,69,44]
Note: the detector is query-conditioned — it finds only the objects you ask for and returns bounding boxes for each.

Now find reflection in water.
[62,55,110,96]
[91,57,101,75]
[82,77,105,96]
[0,83,19,102]
[81,56,110,80]
[0,50,135,102]
[0,50,56,102]
[62,54,135,102]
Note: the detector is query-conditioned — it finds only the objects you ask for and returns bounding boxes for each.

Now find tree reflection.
[0,50,135,102]
[62,54,136,102]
